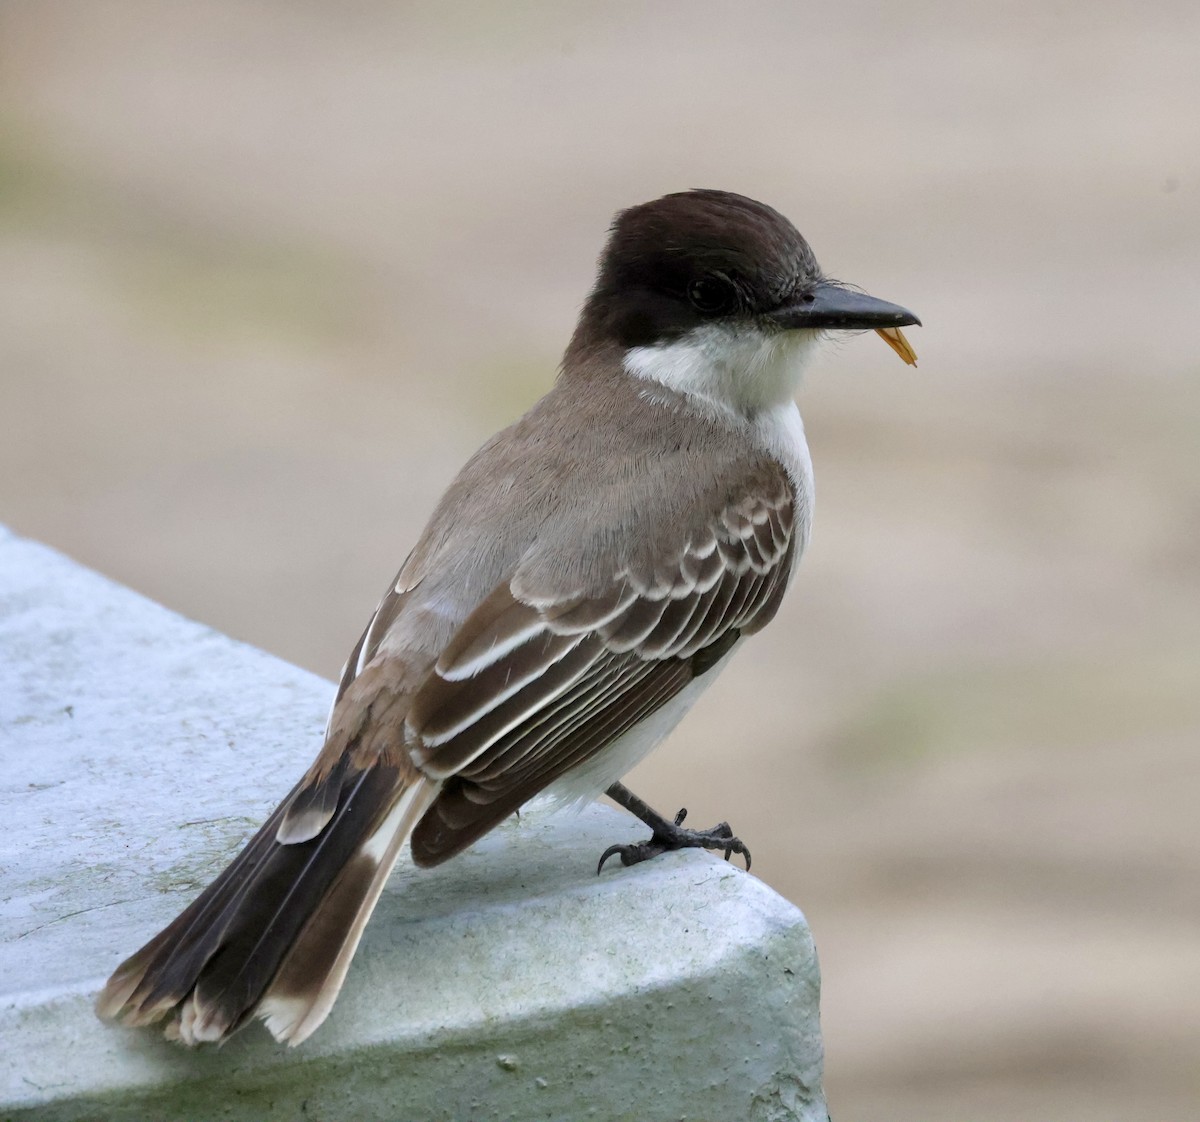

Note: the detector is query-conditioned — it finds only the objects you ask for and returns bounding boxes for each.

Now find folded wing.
[406,478,796,865]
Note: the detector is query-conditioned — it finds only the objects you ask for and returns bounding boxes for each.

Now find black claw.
[597,839,668,874]
[596,844,623,875]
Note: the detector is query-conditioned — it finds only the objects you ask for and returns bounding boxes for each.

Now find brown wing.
[405,479,797,866]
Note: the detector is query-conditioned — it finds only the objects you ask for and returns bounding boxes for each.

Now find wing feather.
[600,596,670,652]
[673,570,740,658]
[405,474,798,865]
[413,628,585,745]
[464,659,633,783]
[411,635,604,777]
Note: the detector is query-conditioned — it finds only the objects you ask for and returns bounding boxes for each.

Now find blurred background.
[2,2,1197,1118]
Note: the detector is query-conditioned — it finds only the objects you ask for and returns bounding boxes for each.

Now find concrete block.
[0,525,827,1121]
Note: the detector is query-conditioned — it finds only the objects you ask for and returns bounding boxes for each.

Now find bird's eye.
[687,276,736,316]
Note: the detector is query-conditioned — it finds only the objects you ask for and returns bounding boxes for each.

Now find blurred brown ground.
[2,3,1198,1118]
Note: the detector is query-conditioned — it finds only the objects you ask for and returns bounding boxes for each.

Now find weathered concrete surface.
[0,526,827,1122]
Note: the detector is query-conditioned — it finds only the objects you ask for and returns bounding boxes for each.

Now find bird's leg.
[597,781,751,873]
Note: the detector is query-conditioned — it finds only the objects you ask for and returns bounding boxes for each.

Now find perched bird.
[96,189,919,1046]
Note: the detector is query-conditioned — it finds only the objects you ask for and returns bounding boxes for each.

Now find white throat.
[622,323,820,418]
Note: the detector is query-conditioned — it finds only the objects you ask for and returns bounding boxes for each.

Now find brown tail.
[96,766,437,1045]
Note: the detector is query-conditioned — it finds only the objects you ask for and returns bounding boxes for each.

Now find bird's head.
[570,189,921,414]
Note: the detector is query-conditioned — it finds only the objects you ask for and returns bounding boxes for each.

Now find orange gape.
[876,326,918,366]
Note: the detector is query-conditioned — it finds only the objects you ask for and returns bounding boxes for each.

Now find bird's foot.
[597,807,751,873]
